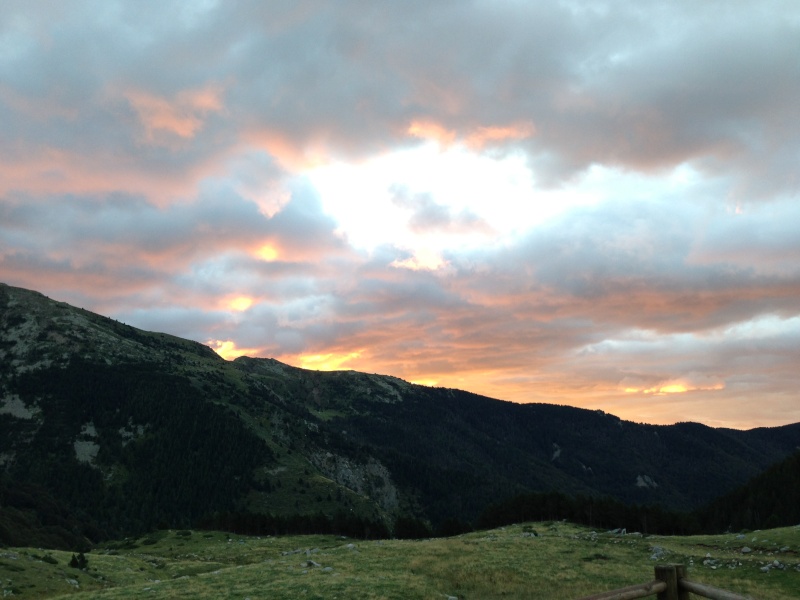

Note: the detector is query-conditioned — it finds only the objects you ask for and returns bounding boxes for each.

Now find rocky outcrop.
[310,451,400,514]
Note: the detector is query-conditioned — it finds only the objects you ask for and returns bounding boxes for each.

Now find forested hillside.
[2,282,799,549]
[696,450,800,532]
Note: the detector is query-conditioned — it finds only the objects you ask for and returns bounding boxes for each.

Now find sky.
[2,1,799,430]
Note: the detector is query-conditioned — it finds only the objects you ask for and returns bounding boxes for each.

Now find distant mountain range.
[1,282,799,549]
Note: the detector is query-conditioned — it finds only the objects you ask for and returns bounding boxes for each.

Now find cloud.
[3,1,798,194]
[0,180,353,321]
[390,185,492,235]
[124,84,225,144]
[408,119,536,150]
[1,0,799,428]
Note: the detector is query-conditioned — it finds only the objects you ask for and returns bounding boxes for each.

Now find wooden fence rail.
[578,564,754,600]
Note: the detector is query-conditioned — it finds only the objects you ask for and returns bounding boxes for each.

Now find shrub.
[69,552,88,569]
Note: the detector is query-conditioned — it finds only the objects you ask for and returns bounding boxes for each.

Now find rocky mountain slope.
[2,282,799,546]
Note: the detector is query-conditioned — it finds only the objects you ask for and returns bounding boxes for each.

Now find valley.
[2,523,799,599]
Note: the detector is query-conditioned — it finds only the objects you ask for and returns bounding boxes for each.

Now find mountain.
[2,282,799,547]
[694,449,800,532]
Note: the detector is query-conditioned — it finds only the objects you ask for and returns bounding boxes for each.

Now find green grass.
[2,523,798,599]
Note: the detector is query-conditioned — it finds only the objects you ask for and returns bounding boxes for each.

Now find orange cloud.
[623,380,725,396]
[465,122,536,149]
[125,84,224,144]
[244,129,330,172]
[296,351,363,371]
[407,119,535,149]
[407,120,458,146]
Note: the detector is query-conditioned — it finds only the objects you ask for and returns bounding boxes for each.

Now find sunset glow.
[408,379,439,388]
[208,340,261,361]
[297,352,363,371]
[256,245,279,261]
[2,1,799,429]
[227,296,254,312]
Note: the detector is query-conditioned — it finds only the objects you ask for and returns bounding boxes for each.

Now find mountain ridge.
[2,281,799,546]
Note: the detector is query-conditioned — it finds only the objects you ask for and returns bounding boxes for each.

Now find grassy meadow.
[1,522,799,599]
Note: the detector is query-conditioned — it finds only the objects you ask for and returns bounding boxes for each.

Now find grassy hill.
[1,523,799,599]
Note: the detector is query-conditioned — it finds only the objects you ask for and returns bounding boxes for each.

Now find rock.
[741,547,752,554]
[322,567,334,573]
[650,546,667,560]
[760,565,770,573]
[551,443,561,461]
[636,474,658,489]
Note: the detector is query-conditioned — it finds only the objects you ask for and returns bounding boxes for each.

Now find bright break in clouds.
[1,0,800,428]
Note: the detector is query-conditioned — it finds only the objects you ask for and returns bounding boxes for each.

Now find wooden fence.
[578,564,754,600]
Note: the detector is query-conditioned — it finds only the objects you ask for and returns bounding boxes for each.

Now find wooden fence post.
[674,565,690,600]
[654,565,678,600]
